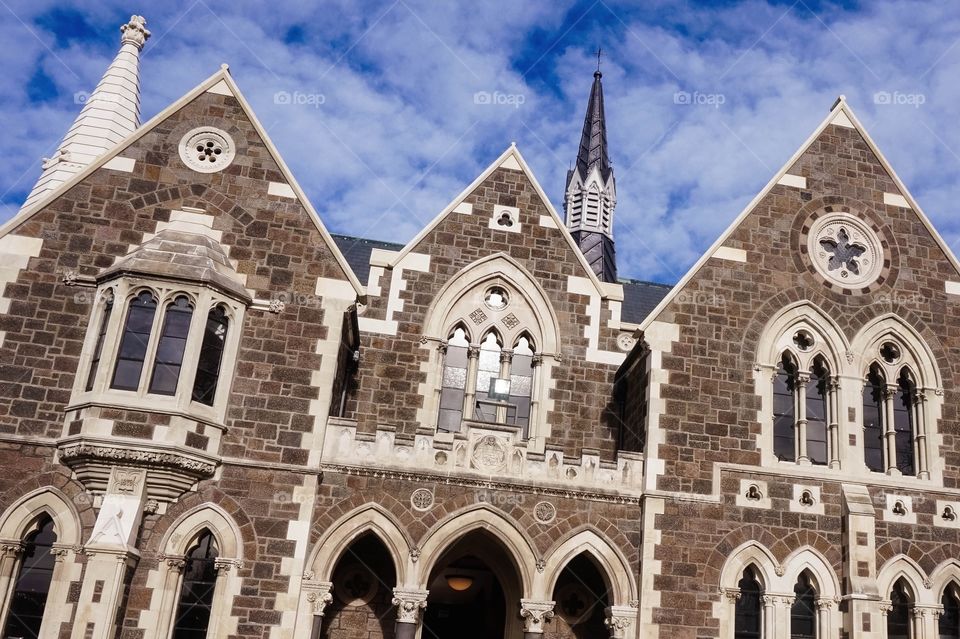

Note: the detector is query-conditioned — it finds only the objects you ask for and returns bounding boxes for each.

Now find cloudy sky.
[0,0,957,284]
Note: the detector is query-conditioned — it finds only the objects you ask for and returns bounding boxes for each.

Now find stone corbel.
[519,599,555,634]
[214,557,243,574]
[604,605,636,639]
[304,581,334,616]
[392,587,429,624]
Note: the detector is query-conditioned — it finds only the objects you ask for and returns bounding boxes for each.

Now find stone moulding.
[58,443,217,476]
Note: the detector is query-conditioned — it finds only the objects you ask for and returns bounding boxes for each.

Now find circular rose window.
[178,127,236,173]
[807,213,884,289]
[483,286,509,311]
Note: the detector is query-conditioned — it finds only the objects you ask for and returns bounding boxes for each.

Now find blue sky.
[1,0,958,284]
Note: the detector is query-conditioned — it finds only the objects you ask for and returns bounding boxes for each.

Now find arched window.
[888,579,912,639]
[438,326,470,433]
[111,290,157,390]
[863,365,886,473]
[790,572,817,639]
[941,583,960,639]
[895,369,917,476]
[2,515,57,639]
[773,354,798,462]
[85,291,114,391]
[508,335,535,433]
[473,332,503,423]
[806,359,829,466]
[734,566,763,639]
[172,530,219,639]
[149,295,194,395]
[192,306,229,406]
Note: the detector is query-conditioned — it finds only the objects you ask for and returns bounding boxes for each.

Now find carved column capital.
[392,588,429,624]
[815,597,835,611]
[604,605,636,639]
[519,599,555,634]
[0,542,24,558]
[163,554,186,572]
[305,582,334,616]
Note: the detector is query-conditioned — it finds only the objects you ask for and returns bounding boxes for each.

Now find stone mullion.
[463,346,480,420]
[528,354,543,441]
[761,594,777,639]
[392,587,428,639]
[883,385,899,475]
[796,373,810,464]
[0,542,24,634]
[497,349,512,424]
[152,556,186,639]
[828,377,841,468]
[815,597,835,639]
[914,391,929,479]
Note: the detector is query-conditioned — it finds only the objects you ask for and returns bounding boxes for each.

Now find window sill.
[65,394,226,431]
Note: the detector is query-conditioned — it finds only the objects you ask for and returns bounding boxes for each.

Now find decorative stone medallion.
[534,501,557,524]
[807,213,884,289]
[471,435,508,472]
[179,126,235,173]
[410,488,434,512]
[616,332,637,352]
[334,565,378,606]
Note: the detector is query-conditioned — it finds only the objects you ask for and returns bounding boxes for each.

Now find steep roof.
[568,71,611,186]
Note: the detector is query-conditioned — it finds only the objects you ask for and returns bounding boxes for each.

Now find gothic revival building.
[2,14,960,639]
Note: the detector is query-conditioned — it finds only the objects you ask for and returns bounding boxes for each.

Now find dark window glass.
[438,328,469,433]
[734,567,762,639]
[863,366,885,472]
[790,572,817,639]
[172,530,219,639]
[85,294,114,391]
[111,291,157,391]
[192,307,229,406]
[806,360,829,465]
[508,336,535,436]
[149,296,194,395]
[888,580,912,639]
[940,585,960,639]
[894,370,916,476]
[2,515,57,639]
[773,355,798,462]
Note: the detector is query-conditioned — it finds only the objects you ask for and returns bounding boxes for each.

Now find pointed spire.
[21,15,150,210]
[565,65,618,283]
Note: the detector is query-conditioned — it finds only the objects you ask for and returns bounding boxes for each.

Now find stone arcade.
[1,13,960,639]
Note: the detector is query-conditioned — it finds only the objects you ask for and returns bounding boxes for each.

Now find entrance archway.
[320,532,397,639]
[422,530,523,639]
[550,553,610,638]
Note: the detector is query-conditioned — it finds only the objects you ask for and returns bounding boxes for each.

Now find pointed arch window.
[772,352,838,466]
[941,583,960,639]
[790,572,817,639]
[85,290,114,391]
[863,365,886,472]
[438,326,470,432]
[192,306,229,406]
[888,579,912,639]
[172,530,219,639]
[2,515,57,639]
[894,369,917,476]
[806,359,830,466]
[111,290,158,390]
[149,295,194,395]
[734,566,763,639]
[473,332,504,423]
[773,354,798,462]
[508,335,535,430]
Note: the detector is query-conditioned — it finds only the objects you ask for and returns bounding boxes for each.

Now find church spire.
[21,15,150,211]
[565,64,617,282]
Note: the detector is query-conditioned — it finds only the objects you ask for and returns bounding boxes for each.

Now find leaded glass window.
[863,365,885,472]
[734,567,762,639]
[438,327,469,433]
[508,335,534,435]
[192,306,228,406]
[111,291,157,391]
[149,296,194,395]
[888,579,912,639]
[790,572,816,639]
[85,292,114,391]
[806,359,829,465]
[2,515,57,639]
[895,369,916,476]
[773,354,798,462]
[473,332,502,422]
[172,530,219,639]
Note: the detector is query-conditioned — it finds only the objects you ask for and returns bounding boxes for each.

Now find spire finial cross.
[596,47,603,73]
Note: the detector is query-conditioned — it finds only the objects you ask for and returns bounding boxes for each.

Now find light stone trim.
[831,110,855,128]
[267,181,297,199]
[0,234,43,348]
[152,208,223,243]
[488,204,521,234]
[519,599,555,633]
[789,484,824,515]
[205,78,232,96]
[882,493,917,524]
[538,214,557,228]
[935,500,960,529]
[642,321,681,492]
[735,479,771,509]
[777,173,808,188]
[358,251,430,336]
[944,281,960,296]
[637,496,664,639]
[712,246,747,263]
[884,192,911,208]
[101,156,136,172]
[567,275,625,365]
[452,201,473,214]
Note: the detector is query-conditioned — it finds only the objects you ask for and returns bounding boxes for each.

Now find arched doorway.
[550,553,610,638]
[320,532,397,639]
[422,530,523,639]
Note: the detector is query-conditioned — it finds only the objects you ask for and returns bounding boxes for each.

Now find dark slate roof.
[567,70,611,187]
[332,233,672,325]
[331,234,404,284]
[617,279,672,325]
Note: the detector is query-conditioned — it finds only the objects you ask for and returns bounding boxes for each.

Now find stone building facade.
[0,14,958,639]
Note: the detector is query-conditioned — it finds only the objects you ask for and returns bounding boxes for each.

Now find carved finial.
[120,16,150,49]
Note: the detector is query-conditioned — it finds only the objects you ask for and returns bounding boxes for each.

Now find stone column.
[827,377,841,468]
[796,373,810,464]
[841,484,879,639]
[761,595,777,639]
[305,581,334,639]
[463,346,480,419]
[914,391,929,479]
[0,542,24,632]
[815,597,835,639]
[604,605,636,639]
[519,599,555,638]
[883,386,899,475]
[392,587,428,639]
